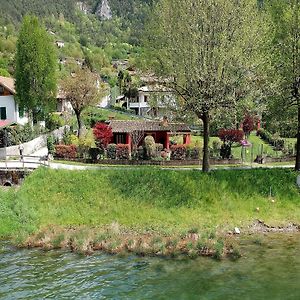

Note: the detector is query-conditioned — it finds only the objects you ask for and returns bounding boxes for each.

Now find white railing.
[0,155,49,170]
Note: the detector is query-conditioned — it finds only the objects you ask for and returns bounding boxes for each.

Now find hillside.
[0,0,154,26]
[0,0,154,88]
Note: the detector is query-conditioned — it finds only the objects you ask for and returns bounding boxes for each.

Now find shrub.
[46,113,65,131]
[107,144,117,159]
[155,143,164,157]
[218,129,244,159]
[210,140,222,158]
[218,129,244,145]
[220,144,232,159]
[93,122,113,149]
[47,135,55,155]
[257,129,285,151]
[186,145,201,160]
[116,144,130,160]
[55,144,77,159]
[144,136,156,160]
[171,144,187,160]
[137,146,144,160]
[89,148,101,161]
[62,127,73,145]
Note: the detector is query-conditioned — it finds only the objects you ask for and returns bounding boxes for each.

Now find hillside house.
[0,76,72,123]
[0,76,28,125]
[126,85,176,118]
[109,119,191,151]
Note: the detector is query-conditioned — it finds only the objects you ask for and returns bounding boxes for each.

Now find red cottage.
[108,119,192,151]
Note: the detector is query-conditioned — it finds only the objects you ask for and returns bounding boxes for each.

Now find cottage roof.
[0,76,15,94]
[109,120,191,133]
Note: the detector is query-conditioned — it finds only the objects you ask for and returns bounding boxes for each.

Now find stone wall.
[0,170,31,186]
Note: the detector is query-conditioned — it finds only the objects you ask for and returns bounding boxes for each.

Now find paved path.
[0,159,295,171]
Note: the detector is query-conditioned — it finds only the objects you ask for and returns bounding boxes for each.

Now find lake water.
[0,234,300,299]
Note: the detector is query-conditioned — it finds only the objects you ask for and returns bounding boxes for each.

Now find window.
[0,86,4,96]
[114,133,126,144]
[0,107,7,120]
[144,95,148,103]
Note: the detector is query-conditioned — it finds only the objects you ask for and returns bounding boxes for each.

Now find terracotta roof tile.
[109,120,191,133]
[0,76,15,94]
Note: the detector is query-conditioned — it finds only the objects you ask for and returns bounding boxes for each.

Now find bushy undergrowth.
[0,168,299,241]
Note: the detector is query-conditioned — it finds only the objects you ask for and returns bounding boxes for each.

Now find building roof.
[0,120,16,128]
[109,120,191,133]
[138,85,173,93]
[0,76,64,99]
[0,76,15,94]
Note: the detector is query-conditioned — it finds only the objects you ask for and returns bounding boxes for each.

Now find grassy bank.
[0,168,299,257]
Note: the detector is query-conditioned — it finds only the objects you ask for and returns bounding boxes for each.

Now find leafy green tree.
[147,0,267,171]
[15,15,57,123]
[264,0,300,171]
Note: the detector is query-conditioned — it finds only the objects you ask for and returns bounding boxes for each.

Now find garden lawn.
[0,168,299,240]
[175,132,295,162]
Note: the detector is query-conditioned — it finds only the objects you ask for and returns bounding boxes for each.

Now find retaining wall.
[0,126,69,159]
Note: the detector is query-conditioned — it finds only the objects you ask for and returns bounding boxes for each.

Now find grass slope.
[0,168,299,240]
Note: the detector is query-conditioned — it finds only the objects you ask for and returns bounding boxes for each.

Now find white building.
[0,76,28,125]
[127,85,175,118]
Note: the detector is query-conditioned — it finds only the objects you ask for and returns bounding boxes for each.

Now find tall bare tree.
[147,0,268,171]
[61,68,99,137]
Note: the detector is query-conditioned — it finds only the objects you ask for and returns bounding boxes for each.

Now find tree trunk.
[295,105,300,171]
[76,111,82,138]
[202,111,210,172]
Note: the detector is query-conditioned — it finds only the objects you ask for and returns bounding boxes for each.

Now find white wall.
[0,96,17,122]
[0,96,28,125]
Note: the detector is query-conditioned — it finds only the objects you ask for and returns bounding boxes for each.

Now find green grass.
[84,107,141,121]
[0,168,299,240]
[173,133,296,163]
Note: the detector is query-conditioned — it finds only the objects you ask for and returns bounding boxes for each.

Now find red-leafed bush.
[116,144,130,160]
[218,129,244,159]
[170,144,187,160]
[218,129,244,146]
[93,122,113,149]
[55,144,77,159]
[242,114,255,137]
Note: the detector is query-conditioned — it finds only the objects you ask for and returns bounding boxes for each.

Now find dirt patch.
[246,219,300,234]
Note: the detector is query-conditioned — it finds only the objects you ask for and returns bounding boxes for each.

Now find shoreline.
[12,220,300,260]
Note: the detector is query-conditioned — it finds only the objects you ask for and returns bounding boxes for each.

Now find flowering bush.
[93,122,113,149]
[55,144,77,159]
[240,139,252,147]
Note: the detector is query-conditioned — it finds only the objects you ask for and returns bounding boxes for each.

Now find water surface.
[0,234,300,299]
